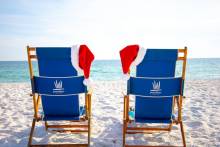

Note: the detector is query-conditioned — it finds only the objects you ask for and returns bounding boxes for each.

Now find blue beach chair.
[121,47,187,147]
[27,46,93,147]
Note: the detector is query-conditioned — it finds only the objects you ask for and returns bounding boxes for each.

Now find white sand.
[0,80,220,147]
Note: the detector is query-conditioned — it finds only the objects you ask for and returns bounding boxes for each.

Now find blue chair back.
[128,49,180,120]
[35,47,86,118]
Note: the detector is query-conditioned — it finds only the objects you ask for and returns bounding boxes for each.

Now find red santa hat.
[119,44,147,80]
[71,44,95,87]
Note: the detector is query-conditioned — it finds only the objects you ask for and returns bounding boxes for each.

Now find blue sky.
[0,0,220,60]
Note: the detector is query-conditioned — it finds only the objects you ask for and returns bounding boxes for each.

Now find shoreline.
[0,78,220,84]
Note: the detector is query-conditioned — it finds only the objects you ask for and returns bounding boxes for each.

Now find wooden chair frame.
[122,47,188,147]
[27,46,92,147]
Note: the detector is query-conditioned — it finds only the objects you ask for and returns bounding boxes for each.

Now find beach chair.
[120,46,187,147]
[27,46,93,147]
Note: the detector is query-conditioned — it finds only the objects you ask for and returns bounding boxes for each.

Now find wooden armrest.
[123,95,129,121]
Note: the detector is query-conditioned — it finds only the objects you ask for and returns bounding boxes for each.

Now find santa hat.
[71,44,95,87]
[119,44,147,80]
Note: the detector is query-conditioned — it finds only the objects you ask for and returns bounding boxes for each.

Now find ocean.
[0,59,220,83]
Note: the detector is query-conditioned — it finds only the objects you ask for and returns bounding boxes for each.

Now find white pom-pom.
[83,78,93,89]
[131,46,146,68]
[122,74,130,81]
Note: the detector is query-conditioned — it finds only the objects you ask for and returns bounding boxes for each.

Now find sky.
[0,0,220,60]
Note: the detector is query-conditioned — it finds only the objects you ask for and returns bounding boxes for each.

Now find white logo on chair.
[53,80,64,94]
[150,80,162,95]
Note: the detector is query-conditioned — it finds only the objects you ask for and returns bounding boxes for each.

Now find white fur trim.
[83,78,93,89]
[122,73,130,81]
[71,45,83,75]
[130,46,147,68]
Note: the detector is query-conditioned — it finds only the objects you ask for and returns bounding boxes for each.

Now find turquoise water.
[0,59,220,83]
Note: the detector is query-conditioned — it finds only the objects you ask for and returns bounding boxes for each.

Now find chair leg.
[44,121,48,131]
[28,118,36,147]
[123,120,127,147]
[88,118,91,147]
[180,121,186,147]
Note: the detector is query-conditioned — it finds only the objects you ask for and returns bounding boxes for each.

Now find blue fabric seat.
[34,48,87,121]
[129,110,176,123]
[127,49,181,123]
[43,106,86,121]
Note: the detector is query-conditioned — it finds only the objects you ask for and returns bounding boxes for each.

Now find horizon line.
[0,57,220,62]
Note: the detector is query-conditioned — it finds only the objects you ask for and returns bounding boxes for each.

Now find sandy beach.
[0,80,220,147]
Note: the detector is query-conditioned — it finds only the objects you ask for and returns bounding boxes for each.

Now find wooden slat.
[126,131,154,134]
[51,129,88,133]
[30,144,88,147]
[30,55,37,59]
[178,57,185,60]
[32,93,38,119]
[125,145,179,147]
[182,47,187,80]
[178,49,185,53]
[127,127,170,131]
[126,95,129,121]
[123,95,127,120]
[36,95,41,112]
[69,118,86,122]
[28,47,36,51]
[47,125,88,128]
[27,46,34,78]
[85,94,88,118]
